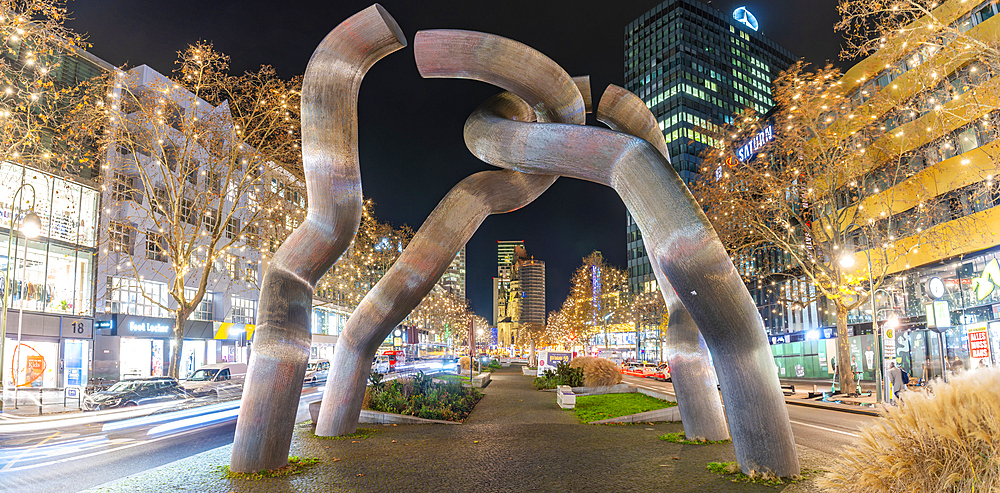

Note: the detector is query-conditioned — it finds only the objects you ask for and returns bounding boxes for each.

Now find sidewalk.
[83,366,830,493]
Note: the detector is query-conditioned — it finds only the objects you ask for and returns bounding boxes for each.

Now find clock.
[927,277,945,299]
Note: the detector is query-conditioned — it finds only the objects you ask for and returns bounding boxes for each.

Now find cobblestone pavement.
[83,367,832,493]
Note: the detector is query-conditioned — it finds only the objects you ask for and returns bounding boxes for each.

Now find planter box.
[556,385,576,409]
[522,367,537,376]
[471,372,491,388]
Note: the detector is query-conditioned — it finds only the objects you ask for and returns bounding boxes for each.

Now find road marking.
[789,419,860,437]
[1,430,60,471]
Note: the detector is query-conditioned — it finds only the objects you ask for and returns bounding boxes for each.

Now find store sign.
[737,125,773,161]
[733,6,759,31]
[129,321,170,334]
[925,300,951,333]
[971,258,1000,300]
[968,325,991,360]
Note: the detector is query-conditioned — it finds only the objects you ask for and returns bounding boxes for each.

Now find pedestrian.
[952,356,965,373]
[978,358,989,369]
[921,356,932,385]
[887,362,905,404]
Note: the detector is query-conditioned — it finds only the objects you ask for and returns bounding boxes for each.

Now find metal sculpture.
[462,84,800,476]
[314,29,588,436]
[595,85,729,443]
[235,5,797,476]
[230,4,406,472]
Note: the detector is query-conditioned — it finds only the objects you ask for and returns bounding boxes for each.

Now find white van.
[181,362,247,396]
[304,359,330,384]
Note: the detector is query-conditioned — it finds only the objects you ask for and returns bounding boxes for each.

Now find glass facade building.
[624,0,796,293]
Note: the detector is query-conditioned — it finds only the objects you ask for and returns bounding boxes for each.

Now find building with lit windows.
[624,0,796,293]
[439,245,466,301]
[93,65,263,381]
[766,0,1000,383]
[0,48,110,391]
[519,259,545,327]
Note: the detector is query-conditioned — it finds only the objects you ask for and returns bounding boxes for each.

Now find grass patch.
[312,427,377,440]
[706,461,805,486]
[434,374,471,383]
[659,432,730,444]
[220,456,320,480]
[573,392,676,423]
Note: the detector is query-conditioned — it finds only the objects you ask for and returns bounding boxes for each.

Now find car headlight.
[105,398,123,407]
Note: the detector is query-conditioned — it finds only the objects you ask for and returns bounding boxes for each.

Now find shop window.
[230,296,256,325]
[109,221,131,253]
[146,231,167,262]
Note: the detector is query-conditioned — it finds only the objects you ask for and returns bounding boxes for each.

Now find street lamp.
[840,246,887,403]
[0,182,40,412]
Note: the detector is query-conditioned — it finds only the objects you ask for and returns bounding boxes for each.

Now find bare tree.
[77,43,301,378]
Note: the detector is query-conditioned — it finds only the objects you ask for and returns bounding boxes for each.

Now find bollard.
[38,387,42,415]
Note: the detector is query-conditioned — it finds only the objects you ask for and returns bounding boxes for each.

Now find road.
[621,374,876,455]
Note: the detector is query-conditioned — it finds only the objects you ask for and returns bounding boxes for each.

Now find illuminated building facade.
[624,0,795,293]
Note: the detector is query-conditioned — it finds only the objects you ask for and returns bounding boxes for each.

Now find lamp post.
[0,182,41,412]
[839,246,887,404]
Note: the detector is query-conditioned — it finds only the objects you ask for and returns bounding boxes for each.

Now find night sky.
[68,0,846,321]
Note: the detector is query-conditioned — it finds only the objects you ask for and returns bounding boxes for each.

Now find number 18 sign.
[968,325,991,360]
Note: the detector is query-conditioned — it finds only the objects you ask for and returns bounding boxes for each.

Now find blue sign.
[737,125,773,161]
[734,7,759,31]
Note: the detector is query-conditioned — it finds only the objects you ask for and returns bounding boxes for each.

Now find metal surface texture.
[314,30,586,436]
[596,85,729,442]
[464,90,799,476]
[231,4,406,472]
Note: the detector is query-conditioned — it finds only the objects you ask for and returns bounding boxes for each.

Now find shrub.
[569,356,596,370]
[532,362,583,389]
[364,371,482,422]
[459,356,471,370]
[819,367,1000,492]
[583,357,623,387]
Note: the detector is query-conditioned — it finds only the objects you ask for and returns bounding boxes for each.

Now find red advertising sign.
[969,327,991,360]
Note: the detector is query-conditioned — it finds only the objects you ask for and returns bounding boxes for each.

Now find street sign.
[883,326,896,359]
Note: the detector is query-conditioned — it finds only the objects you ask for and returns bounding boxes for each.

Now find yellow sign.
[972,258,1000,300]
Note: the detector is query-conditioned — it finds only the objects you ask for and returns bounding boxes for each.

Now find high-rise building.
[624,0,796,293]
[494,240,525,326]
[439,245,466,301]
[519,259,546,327]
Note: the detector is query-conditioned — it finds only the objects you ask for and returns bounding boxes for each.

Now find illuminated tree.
[547,252,628,355]
[78,43,301,378]
[691,59,952,394]
[0,0,96,175]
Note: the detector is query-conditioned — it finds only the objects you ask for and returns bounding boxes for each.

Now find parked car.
[621,362,659,378]
[304,359,330,384]
[649,363,671,381]
[181,363,247,396]
[82,377,186,410]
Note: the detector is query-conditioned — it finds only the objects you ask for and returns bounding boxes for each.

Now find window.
[226,255,241,281]
[181,198,196,225]
[203,209,218,232]
[108,276,168,317]
[242,261,257,283]
[182,159,199,185]
[110,221,131,253]
[226,217,240,239]
[112,172,130,202]
[146,231,167,262]
[230,296,256,324]
[184,288,214,321]
[150,187,169,214]
[207,172,222,194]
[958,127,979,155]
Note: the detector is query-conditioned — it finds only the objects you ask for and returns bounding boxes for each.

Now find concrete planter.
[522,367,537,376]
[308,400,460,426]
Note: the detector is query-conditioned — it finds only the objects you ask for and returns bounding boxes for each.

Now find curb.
[783,397,882,416]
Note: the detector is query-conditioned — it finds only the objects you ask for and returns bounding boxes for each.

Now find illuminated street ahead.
[0,371,878,493]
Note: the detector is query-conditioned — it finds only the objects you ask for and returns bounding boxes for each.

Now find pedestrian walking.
[887,362,905,404]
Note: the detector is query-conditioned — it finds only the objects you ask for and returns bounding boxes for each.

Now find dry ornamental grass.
[820,367,1000,492]
[579,357,623,387]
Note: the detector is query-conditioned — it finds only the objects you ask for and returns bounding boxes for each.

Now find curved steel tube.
[464,94,799,476]
[314,30,586,436]
[596,85,728,442]
[231,4,406,472]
